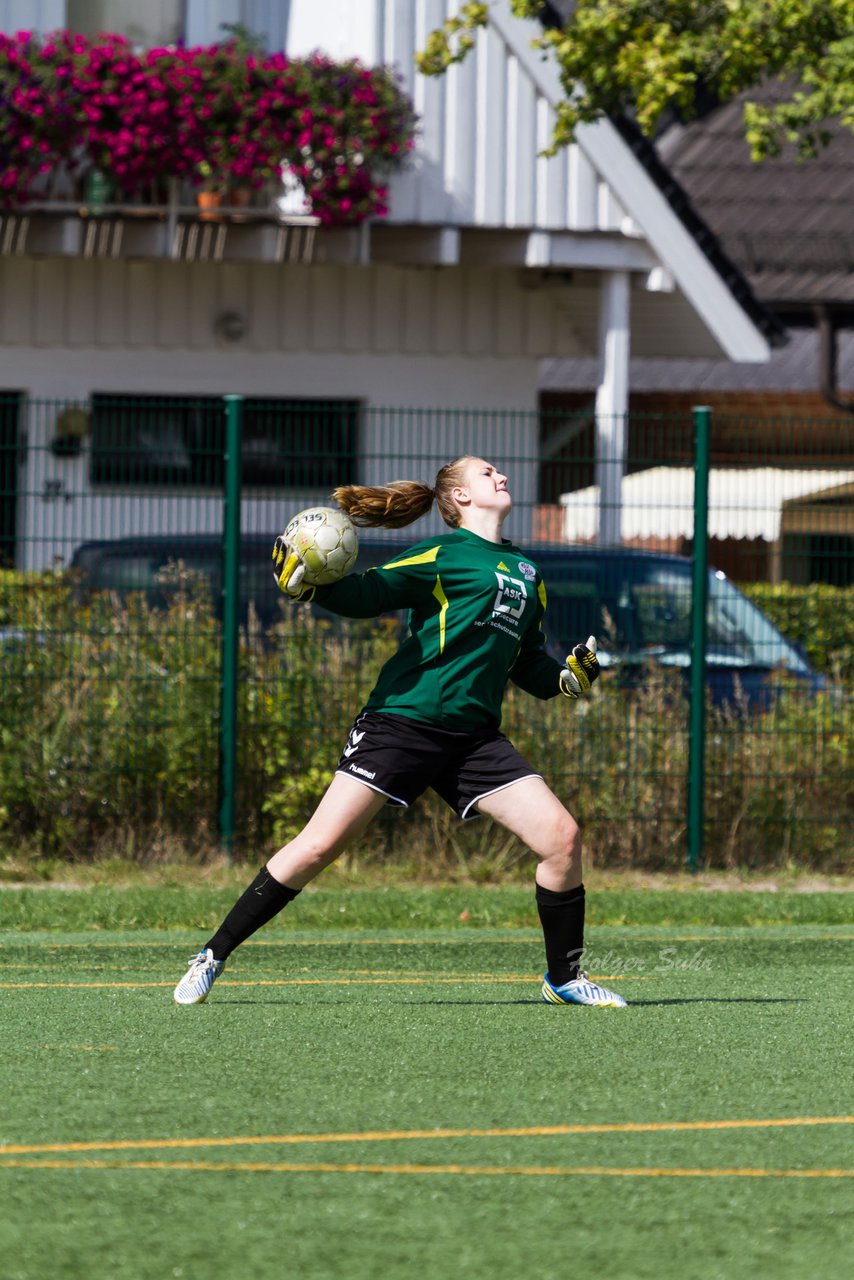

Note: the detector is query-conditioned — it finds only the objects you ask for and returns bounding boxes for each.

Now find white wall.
[0,257,587,364]
[278,0,381,62]
[6,348,540,407]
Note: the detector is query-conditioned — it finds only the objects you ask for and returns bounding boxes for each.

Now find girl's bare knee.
[549,808,580,859]
[537,812,582,887]
[268,834,337,885]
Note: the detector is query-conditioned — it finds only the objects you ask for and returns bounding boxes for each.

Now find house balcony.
[0,193,665,276]
[0,198,320,266]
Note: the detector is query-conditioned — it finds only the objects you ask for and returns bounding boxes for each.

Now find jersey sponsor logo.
[476,616,521,640]
[518,561,536,582]
[492,572,527,621]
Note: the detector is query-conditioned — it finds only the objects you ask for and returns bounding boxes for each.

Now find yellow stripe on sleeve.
[379,546,441,571]
[432,576,449,653]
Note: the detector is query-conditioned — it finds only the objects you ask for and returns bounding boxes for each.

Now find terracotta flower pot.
[228,185,252,221]
[196,190,223,221]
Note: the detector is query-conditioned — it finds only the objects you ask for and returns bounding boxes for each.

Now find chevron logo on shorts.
[343,728,366,758]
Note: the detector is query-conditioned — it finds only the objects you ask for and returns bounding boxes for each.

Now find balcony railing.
[0,197,320,265]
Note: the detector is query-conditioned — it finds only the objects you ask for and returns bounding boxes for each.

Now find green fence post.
[687,405,711,871]
[219,394,243,858]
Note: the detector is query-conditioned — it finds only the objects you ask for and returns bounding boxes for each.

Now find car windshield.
[541,557,810,673]
[705,570,810,672]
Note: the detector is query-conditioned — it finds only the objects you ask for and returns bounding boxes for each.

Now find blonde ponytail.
[332,456,478,531]
[332,480,435,529]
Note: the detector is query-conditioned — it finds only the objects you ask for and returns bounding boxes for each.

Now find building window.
[90,395,359,490]
[0,392,23,568]
[66,1,183,47]
[241,399,358,489]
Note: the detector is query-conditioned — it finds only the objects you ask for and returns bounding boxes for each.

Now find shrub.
[0,584,849,871]
[741,582,854,685]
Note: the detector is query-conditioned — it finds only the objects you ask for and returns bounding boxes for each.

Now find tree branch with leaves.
[416,0,854,160]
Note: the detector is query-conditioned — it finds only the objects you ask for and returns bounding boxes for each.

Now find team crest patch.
[518,561,536,582]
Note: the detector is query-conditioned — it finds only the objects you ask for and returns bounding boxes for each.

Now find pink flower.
[0,30,416,218]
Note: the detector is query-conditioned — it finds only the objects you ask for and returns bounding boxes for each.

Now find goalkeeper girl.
[173,455,626,1008]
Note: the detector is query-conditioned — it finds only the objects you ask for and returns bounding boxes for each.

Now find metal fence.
[1,395,851,870]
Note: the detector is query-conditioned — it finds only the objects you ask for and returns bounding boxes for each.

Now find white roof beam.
[365,227,652,269]
[595,270,631,546]
[523,232,654,270]
[369,226,461,265]
[487,2,770,362]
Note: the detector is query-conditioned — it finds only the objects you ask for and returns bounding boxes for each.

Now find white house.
[0,0,772,570]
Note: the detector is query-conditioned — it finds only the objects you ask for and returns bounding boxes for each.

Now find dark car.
[525,544,824,710]
[68,534,824,709]
[352,540,825,710]
[69,533,283,631]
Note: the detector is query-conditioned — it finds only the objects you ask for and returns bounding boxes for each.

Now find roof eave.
[491,2,782,361]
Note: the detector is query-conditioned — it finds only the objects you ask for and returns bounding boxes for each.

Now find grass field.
[1,884,852,1280]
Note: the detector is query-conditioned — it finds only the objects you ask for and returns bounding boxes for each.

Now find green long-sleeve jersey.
[313,527,564,729]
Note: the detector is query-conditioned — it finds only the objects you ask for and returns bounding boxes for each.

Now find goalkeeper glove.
[272,535,316,602]
[559,635,600,699]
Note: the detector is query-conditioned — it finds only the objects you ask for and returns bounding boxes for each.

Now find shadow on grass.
[217,997,540,1007]
[627,997,803,1007]
[218,996,804,1008]
[404,997,805,1008]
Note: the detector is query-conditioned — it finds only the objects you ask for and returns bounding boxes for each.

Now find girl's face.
[455,458,512,516]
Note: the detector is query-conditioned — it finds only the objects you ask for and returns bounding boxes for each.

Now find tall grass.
[0,580,850,872]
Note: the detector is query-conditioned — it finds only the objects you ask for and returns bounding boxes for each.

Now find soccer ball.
[283,506,359,586]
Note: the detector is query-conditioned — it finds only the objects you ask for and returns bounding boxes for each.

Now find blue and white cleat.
[542,972,627,1008]
[173,949,224,1005]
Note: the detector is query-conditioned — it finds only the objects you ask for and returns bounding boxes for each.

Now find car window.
[539,558,643,654]
[538,555,808,673]
[707,572,809,673]
[631,572,692,652]
[81,547,220,613]
[96,553,161,591]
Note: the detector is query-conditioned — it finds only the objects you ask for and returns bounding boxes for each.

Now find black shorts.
[335,711,541,820]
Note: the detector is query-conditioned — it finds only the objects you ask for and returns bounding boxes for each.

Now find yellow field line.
[37,1044,117,1052]
[0,967,542,978]
[9,938,546,950]
[0,966,539,978]
[1,1158,850,1179]
[0,974,644,989]
[12,933,854,949]
[6,938,548,949]
[2,1116,850,1158]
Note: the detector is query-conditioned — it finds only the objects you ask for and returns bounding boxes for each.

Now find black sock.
[204,866,301,961]
[536,882,585,986]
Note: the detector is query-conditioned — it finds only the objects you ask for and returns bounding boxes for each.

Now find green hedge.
[0,569,74,629]
[0,573,851,871]
[741,582,854,684]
